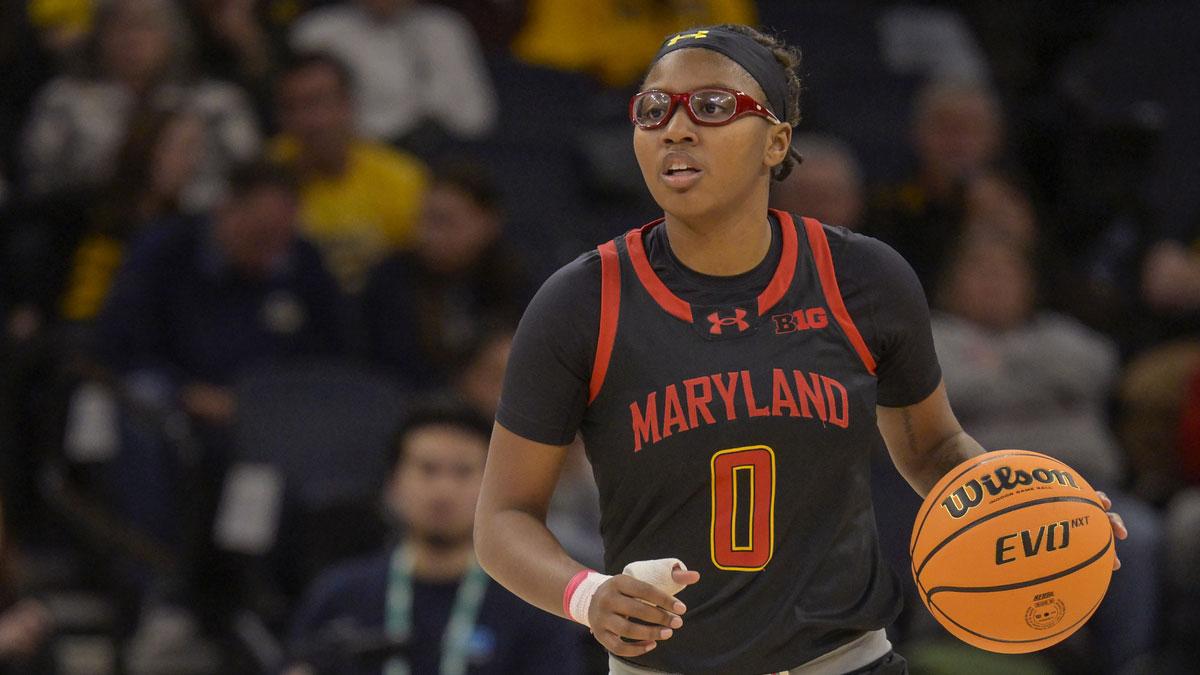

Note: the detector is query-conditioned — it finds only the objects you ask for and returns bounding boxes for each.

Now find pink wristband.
[562,569,592,617]
[562,569,612,626]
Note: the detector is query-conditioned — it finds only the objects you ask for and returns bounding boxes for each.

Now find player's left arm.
[842,234,983,499]
[876,383,1128,568]
[876,381,983,499]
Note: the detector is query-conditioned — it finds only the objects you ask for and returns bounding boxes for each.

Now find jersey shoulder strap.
[799,217,878,375]
[588,240,621,403]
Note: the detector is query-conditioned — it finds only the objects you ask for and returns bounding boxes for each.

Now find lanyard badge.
[385,544,490,675]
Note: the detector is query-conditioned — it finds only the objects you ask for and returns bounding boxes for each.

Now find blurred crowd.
[1,1,1199,674]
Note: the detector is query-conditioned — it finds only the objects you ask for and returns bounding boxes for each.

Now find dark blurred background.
[2,1,1200,673]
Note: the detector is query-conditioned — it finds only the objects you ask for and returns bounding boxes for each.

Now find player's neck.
[406,536,473,582]
[663,203,772,277]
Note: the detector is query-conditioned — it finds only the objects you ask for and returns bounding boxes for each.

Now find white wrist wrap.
[565,571,611,627]
[564,558,687,628]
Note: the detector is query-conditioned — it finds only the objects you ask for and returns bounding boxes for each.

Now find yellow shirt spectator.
[271,137,429,294]
[513,0,756,87]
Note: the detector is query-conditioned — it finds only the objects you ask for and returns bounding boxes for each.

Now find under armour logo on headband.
[666,30,710,46]
[653,26,790,125]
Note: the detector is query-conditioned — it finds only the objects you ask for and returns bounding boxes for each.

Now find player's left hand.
[1096,491,1127,571]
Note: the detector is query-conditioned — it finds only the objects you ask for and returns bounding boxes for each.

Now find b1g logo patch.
[1025,592,1066,630]
[771,307,828,335]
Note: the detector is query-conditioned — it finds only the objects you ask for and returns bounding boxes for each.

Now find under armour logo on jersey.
[707,308,750,335]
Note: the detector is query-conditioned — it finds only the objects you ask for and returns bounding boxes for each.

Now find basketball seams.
[910,450,1063,558]
[927,590,1106,649]
[924,531,1113,597]
[913,495,1105,583]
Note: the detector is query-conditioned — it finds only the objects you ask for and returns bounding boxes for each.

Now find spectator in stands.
[20,0,260,210]
[932,233,1163,672]
[290,0,497,146]
[0,107,209,361]
[95,161,345,418]
[362,162,529,389]
[865,78,1005,291]
[1143,238,1200,316]
[960,169,1037,248]
[513,0,756,87]
[92,162,344,621]
[60,108,208,323]
[271,51,429,296]
[770,133,865,230]
[452,325,514,422]
[186,0,290,123]
[0,100,209,553]
[935,235,1123,484]
[0,80,210,553]
[286,402,582,675]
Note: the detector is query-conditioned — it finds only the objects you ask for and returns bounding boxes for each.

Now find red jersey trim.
[801,217,878,375]
[589,241,621,404]
[625,222,693,323]
[757,209,799,316]
[625,213,799,324]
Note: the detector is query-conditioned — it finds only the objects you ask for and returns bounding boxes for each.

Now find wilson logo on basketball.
[941,466,1080,519]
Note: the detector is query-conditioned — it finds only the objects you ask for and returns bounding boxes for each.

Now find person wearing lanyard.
[286,402,583,675]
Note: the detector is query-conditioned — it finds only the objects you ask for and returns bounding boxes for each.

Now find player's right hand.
[586,568,699,657]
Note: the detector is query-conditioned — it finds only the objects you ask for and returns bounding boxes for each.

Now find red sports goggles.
[629,88,782,129]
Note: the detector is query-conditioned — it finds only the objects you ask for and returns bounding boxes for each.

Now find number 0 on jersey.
[710,445,776,571]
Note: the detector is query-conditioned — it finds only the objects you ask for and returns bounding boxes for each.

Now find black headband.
[652,27,790,124]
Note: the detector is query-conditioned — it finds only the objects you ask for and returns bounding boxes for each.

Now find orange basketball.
[909,450,1115,653]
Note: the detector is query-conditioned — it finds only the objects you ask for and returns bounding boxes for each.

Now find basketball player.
[473,25,1128,675]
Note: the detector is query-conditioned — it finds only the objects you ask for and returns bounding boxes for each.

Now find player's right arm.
[475,423,688,656]
[472,251,689,656]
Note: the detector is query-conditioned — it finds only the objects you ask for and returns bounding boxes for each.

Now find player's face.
[634,49,790,222]
[388,425,487,547]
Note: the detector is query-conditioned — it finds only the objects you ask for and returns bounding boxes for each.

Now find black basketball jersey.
[581,210,901,674]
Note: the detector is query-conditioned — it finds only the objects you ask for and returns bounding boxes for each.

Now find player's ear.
[764,122,791,171]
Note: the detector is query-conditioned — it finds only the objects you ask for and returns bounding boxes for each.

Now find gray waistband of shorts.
[607,628,892,675]
[784,628,891,675]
